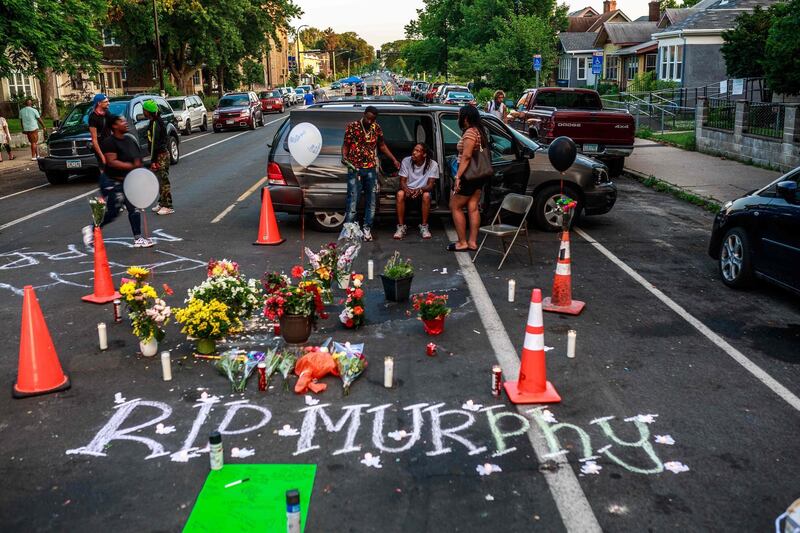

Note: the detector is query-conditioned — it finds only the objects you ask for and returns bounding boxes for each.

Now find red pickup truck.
[508,87,635,176]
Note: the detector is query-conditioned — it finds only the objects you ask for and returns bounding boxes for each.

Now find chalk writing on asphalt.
[0,230,204,296]
[66,397,686,476]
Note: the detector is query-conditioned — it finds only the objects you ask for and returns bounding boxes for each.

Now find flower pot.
[337,273,351,289]
[381,274,413,302]
[196,338,216,355]
[422,316,446,336]
[280,314,312,344]
[139,338,159,357]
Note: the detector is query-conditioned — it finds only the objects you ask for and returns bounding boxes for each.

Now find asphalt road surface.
[1,111,798,532]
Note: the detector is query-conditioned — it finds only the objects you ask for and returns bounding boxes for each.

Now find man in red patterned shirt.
[341,106,400,241]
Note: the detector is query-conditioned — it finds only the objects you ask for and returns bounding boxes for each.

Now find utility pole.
[152,0,165,95]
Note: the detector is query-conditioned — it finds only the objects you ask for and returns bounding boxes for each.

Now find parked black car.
[266,99,616,232]
[708,170,800,294]
[39,95,181,184]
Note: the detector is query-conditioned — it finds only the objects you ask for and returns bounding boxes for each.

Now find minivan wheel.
[534,184,582,231]
[200,116,208,132]
[308,211,346,232]
[719,227,753,288]
[169,136,180,164]
[45,171,69,185]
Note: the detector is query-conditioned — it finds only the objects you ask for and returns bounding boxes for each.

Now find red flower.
[162,283,174,296]
[346,319,354,328]
[291,265,305,278]
[353,288,364,299]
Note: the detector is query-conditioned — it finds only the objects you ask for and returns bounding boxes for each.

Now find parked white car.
[279,87,300,105]
[167,95,208,135]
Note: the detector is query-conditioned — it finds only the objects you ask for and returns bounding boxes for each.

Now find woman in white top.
[486,90,507,121]
[0,114,14,162]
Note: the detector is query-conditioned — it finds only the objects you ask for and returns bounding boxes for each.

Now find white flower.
[388,430,409,441]
[663,461,690,474]
[461,400,482,412]
[580,461,603,475]
[539,409,557,423]
[360,452,382,468]
[654,435,675,445]
[155,423,176,434]
[278,424,300,437]
[352,278,362,288]
[304,395,320,406]
[476,463,502,476]
[230,447,256,458]
[114,392,126,404]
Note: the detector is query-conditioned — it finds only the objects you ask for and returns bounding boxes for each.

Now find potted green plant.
[381,252,414,302]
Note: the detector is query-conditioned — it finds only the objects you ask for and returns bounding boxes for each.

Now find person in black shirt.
[143,100,173,215]
[82,93,112,248]
[98,115,153,248]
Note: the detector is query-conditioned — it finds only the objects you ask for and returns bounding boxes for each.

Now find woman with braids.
[393,142,439,240]
[448,105,489,252]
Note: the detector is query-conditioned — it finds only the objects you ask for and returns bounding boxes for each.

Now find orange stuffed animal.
[294,347,337,394]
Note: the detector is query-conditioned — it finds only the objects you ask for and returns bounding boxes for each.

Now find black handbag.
[463,130,493,181]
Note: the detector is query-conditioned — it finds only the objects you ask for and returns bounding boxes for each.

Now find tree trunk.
[217,65,224,97]
[38,67,58,119]
[203,68,212,97]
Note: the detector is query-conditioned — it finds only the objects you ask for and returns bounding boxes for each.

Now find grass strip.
[625,171,722,214]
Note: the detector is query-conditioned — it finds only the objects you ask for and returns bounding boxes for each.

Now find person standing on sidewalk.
[0,113,15,162]
[99,115,152,248]
[19,99,45,160]
[486,90,507,122]
[142,100,173,215]
[341,106,400,241]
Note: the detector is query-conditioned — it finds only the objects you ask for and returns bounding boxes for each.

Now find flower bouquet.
[88,196,107,227]
[264,271,291,295]
[174,297,242,354]
[332,341,368,395]
[412,292,452,336]
[207,258,239,278]
[305,243,340,304]
[188,258,264,323]
[335,243,361,288]
[554,196,578,230]
[265,272,329,344]
[339,273,365,329]
[216,349,266,392]
[119,266,171,345]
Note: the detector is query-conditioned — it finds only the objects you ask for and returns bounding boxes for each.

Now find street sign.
[533,54,542,72]
[591,52,603,75]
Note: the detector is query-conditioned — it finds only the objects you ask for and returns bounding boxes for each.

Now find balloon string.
[142,209,149,239]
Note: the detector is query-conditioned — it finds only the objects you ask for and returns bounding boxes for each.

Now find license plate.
[226,119,234,124]
[66,160,82,169]
[583,144,599,153]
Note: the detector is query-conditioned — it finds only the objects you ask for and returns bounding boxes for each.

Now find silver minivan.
[167,95,208,135]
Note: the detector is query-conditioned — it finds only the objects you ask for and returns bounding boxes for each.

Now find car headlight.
[213,110,219,117]
[593,166,609,184]
[241,109,251,117]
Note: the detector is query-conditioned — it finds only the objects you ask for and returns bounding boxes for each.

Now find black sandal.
[447,242,471,252]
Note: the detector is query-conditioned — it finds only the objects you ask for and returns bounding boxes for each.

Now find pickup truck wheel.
[607,158,624,178]
[169,136,180,165]
[308,211,346,232]
[534,184,582,232]
[45,171,69,185]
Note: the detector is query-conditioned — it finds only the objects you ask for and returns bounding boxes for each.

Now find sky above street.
[295,1,649,48]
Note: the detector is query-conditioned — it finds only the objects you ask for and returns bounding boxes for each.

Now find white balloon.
[124,168,160,209]
[287,122,323,168]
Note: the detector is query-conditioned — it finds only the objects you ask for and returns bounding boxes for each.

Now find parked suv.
[39,94,181,184]
[266,100,616,232]
[167,95,208,135]
[212,91,264,132]
[259,90,285,114]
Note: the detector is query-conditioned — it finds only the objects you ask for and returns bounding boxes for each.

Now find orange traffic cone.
[504,288,561,404]
[13,286,71,398]
[543,230,585,315]
[82,227,121,304]
[254,188,285,246]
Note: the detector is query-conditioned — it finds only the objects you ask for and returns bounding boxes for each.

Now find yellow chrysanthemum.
[126,266,150,280]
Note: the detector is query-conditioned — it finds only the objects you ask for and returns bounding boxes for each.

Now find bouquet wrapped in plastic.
[217,349,266,392]
[332,341,368,395]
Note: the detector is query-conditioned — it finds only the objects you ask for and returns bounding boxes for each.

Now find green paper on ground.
[183,464,316,532]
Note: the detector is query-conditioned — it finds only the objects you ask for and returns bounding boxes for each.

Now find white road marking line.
[575,227,800,412]
[1,125,280,230]
[211,176,268,223]
[0,183,49,201]
[445,226,602,533]
[181,132,212,142]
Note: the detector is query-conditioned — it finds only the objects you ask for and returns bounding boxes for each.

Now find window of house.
[102,29,118,47]
[674,46,683,80]
[193,71,201,85]
[645,54,656,73]
[659,45,683,80]
[121,68,127,82]
[558,56,570,81]
[605,56,619,80]
[8,72,33,97]
[626,57,638,81]
[577,57,587,80]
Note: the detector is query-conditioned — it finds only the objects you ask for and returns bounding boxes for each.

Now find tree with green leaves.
[660,0,701,8]
[380,39,412,71]
[1,0,107,117]
[241,57,265,89]
[763,0,799,96]
[721,6,773,79]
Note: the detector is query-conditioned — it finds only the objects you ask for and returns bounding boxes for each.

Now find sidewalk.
[624,138,782,204]
[0,147,40,175]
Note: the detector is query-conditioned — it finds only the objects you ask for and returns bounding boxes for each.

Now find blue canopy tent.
[340,76,363,84]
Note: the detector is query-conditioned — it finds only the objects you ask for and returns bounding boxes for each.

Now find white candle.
[442,267,448,275]
[368,260,374,280]
[508,279,516,302]
[384,356,394,388]
[161,351,172,381]
[567,330,577,359]
[97,322,108,350]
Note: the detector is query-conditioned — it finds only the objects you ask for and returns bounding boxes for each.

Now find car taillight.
[268,162,286,185]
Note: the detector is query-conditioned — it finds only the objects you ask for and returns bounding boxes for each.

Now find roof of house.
[658,8,698,28]
[559,32,601,53]
[657,0,783,33]
[596,21,659,47]
[567,17,597,32]
[586,10,631,32]
[612,39,658,56]
[633,15,650,22]
[569,6,600,17]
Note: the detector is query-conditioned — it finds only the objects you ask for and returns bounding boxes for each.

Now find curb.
[622,168,722,214]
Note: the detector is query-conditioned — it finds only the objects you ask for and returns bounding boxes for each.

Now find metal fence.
[601,94,696,133]
[744,102,785,139]
[703,98,735,131]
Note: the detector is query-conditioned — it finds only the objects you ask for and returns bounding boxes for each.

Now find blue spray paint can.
[286,489,301,533]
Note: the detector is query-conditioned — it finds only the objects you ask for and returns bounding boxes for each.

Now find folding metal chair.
[472,193,534,270]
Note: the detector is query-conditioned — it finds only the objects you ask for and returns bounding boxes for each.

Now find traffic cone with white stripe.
[543,230,585,315]
[504,288,561,404]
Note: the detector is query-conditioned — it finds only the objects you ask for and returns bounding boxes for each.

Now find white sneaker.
[362,227,373,242]
[156,207,174,215]
[393,224,407,240]
[133,237,154,248]
[419,224,432,239]
[81,225,94,249]
[151,204,161,212]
